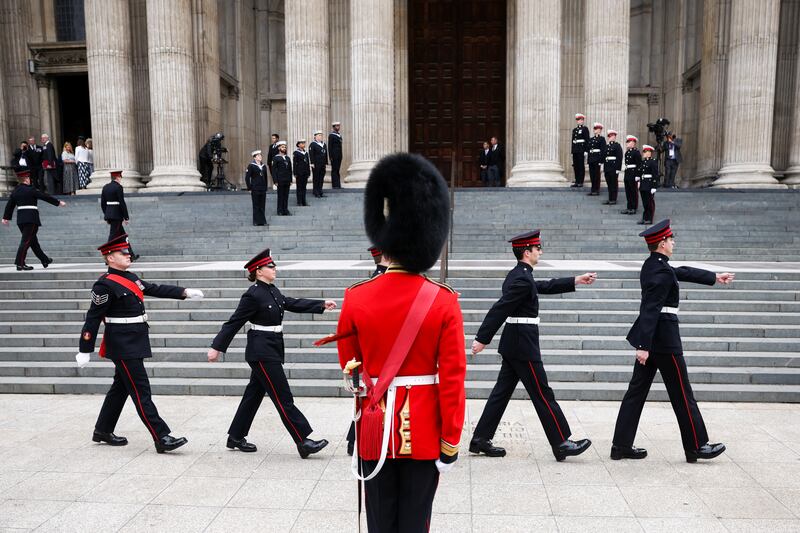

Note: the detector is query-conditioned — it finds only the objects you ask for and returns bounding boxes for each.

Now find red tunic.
[337,267,466,461]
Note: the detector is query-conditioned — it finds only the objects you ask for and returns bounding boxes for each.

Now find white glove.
[184,289,204,300]
[650,188,656,194]
[75,352,91,367]
[435,459,456,474]
[616,170,620,175]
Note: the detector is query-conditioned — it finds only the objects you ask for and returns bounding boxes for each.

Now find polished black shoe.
[610,444,647,460]
[587,192,599,196]
[155,434,188,453]
[603,200,616,205]
[620,209,630,214]
[297,438,329,458]
[42,257,53,268]
[469,437,506,457]
[92,430,128,446]
[685,442,726,463]
[553,438,592,462]
[226,436,257,452]
[346,440,354,457]
[570,183,580,188]
[16,264,33,271]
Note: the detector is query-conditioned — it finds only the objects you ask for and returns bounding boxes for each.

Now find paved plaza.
[2,395,800,532]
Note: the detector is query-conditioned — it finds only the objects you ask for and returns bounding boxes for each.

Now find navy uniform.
[309,131,328,198]
[470,231,592,461]
[621,135,642,215]
[101,171,139,260]
[245,150,268,226]
[2,170,60,270]
[328,122,343,189]
[266,137,280,181]
[77,234,197,452]
[292,140,311,207]
[637,145,660,225]
[210,249,329,457]
[603,130,624,205]
[612,220,727,463]
[271,141,292,216]
[587,123,607,195]
[570,113,590,187]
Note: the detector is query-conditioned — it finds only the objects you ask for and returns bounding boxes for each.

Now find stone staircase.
[0,187,799,401]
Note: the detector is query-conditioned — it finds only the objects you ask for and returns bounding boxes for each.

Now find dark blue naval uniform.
[613,253,717,452]
[80,268,187,440]
[211,281,325,443]
[587,133,607,193]
[3,182,60,267]
[571,125,590,185]
[472,262,577,446]
[603,140,624,203]
[293,148,311,206]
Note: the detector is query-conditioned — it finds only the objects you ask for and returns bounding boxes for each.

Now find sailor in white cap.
[272,141,293,216]
[328,122,343,188]
[246,149,267,226]
[293,139,311,206]
[571,113,590,187]
[309,131,328,198]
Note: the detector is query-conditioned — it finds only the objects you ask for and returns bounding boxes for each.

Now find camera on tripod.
[209,132,228,164]
[200,132,236,191]
[646,117,671,145]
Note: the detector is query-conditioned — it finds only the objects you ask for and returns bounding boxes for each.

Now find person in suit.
[603,130,624,205]
[25,137,43,191]
[245,150,268,226]
[271,141,293,216]
[662,132,683,188]
[101,170,139,261]
[621,135,642,215]
[328,122,343,189]
[11,141,29,172]
[611,219,733,463]
[266,133,280,185]
[40,134,58,194]
[208,248,336,457]
[571,114,590,187]
[488,136,504,187]
[470,230,597,461]
[293,139,311,207]
[587,123,607,196]
[479,141,491,185]
[2,169,65,270]
[309,131,328,198]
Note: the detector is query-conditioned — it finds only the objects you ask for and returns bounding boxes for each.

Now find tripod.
[209,158,237,191]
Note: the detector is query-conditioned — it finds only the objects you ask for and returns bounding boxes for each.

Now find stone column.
[347,0,394,184]
[559,0,585,173]
[0,58,12,195]
[584,0,630,137]
[84,0,143,191]
[715,0,785,188]
[329,0,352,175]
[285,1,329,155]
[35,76,52,139]
[144,0,204,192]
[508,0,565,186]
[782,2,800,187]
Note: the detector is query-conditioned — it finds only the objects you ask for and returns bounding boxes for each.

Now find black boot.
[154,434,188,453]
[610,444,647,460]
[16,264,33,271]
[297,438,329,458]
[552,439,592,462]
[92,430,128,446]
[685,442,726,463]
[42,257,53,268]
[469,437,506,457]
[226,436,257,452]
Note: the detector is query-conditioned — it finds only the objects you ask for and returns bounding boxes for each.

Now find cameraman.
[662,132,682,189]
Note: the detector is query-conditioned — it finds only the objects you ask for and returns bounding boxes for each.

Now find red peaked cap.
[244,248,275,272]
[640,219,674,244]
[98,233,132,255]
[509,230,541,248]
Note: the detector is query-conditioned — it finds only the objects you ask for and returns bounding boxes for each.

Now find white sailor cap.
[276,140,287,147]
[313,130,323,136]
[626,135,638,143]
[331,121,341,126]
[296,139,307,147]
[251,149,262,157]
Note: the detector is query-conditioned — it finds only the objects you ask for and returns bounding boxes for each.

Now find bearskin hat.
[364,153,450,273]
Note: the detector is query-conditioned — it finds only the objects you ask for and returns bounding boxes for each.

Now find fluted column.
[0,58,11,195]
[35,76,52,139]
[782,2,800,187]
[285,1,329,156]
[84,0,143,192]
[144,0,204,191]
[347,0,394,184]
[558,0,585,173]
[584,0,629,137]
[715,0,785,188]
[508,0,565,186]
[329,0,351,177]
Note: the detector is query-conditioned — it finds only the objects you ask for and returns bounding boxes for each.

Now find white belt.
[626,164,636,168]
[106,201,120,205]
[606,156,617,160]
[249,324,283,332]
[573,139,585,143]
[18,205,38,210]
[590,149,601,153]
[382,374,438,387]
[642,174,653,178]
[505,317,540,325]
[661,307,679,314]
[106,314,148,324]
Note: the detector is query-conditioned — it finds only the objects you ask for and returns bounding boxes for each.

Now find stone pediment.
[28,41,87,75]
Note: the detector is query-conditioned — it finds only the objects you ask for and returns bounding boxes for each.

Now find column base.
[507,161,566,187]
[80,170,144,194]
[344,161,375,186]
[0,168,15,195]
[713,163,786,189]
[144,166,205,192]
[782,165,800,189]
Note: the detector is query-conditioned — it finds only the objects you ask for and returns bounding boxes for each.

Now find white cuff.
[435,459,455,474]
[185,289,204,300]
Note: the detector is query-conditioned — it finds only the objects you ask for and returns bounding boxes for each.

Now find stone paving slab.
[0,395,799,531]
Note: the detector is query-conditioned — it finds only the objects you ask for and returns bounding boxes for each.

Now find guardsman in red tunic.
[332,153,466,532]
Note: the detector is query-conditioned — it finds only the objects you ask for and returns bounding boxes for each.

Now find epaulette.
[424,276,456,294]
[347,276,380,290]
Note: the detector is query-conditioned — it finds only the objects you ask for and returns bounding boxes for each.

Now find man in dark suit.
[611,220,733,463]
[488,136,504,187]
[11,141,29,172]
[478,141,491,185]
[292,139,311,207]
[328,122,343,189]
[470,230,597,461]
[309,131,328,198]
[266,133,280,185]
[571,114,590,187]
[662,132,683,188]
[40,134,58,194]
[101,171,139,260]
[26,137,43,191]
[245,150,267,226]
[271,141,292,216]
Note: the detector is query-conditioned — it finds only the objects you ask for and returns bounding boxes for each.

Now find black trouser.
[572,153,585,185]
[228,361,313,443]
[296,175,309,205]
[639,181,656,222]
[604,171,619,202]
[588,162,602,192]
[362,459,439,533]
[613,352,709,452]
[251,192,266,225]
[331,157,342,188]
[95,358,171,440]
[665,159,679,187]
[107,219,136,256]
[472,357,571,447]
[15,224,48,266]
[312,164,326,196]
[31,168,44,191]
[276,182,290,214]
[43,169,57,195]
[623,172,638,211]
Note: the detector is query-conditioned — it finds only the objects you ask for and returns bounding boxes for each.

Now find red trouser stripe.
[120,360,158,440]
[258,361,303,442]
[527,361,565,442]
[671,354,699,450]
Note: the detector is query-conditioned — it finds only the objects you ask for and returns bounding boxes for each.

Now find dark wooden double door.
[409,0,507,187]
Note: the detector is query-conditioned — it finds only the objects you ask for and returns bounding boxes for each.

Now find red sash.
[98,274,145,358]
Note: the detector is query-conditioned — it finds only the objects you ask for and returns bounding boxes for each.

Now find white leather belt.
[626,164,636,168]
[661,307,679,314]
[573,139,585,143]
[642,174,653,178]
[590,149,601,153]
[249,324,283,332]
[18,205,38,210]
[106,314,148,324]
[606,157,617,160]
[505,317,540,325]
[106,201,120,205]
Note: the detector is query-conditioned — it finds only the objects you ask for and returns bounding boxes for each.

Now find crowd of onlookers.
[9,134,93,195]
